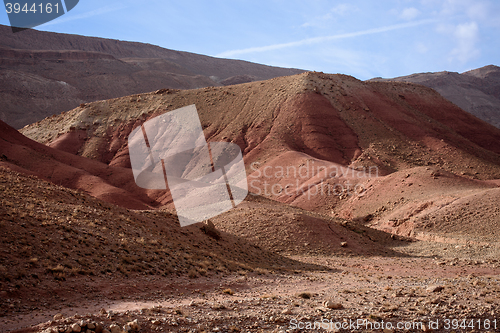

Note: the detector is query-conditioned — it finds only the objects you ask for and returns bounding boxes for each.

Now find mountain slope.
[372,65,500,129]
[22,71,500,177]
[20,71,500,247]
[0,24,303,128]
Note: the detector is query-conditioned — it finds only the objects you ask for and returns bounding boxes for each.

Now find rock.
[426,285,444,293]
[109,324,123,333]
[41,328,56,333]
[94,323,104,333]
[53,313,64,321]
[200,219,221,240]
[87,323,95,330]
[281,308,293,315]
[155,89,168,94]
[430,296,442,304]
[128,319,140,331]
[340,242,347,247]
[70,323,82,333]
[122,319,140,332]
[99,308,107,315]
[324,300,343,309]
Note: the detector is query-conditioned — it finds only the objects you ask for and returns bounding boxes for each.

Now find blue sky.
[1,0,499,80]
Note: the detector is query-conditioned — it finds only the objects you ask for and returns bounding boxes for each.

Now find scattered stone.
[340,242,348,247]
[324,300,343,309]
[281,308,293,315]
[426,285,444,293]
[70,323,82,333]
[41,328,56,333]
[109,324,122,333]
[429,296,442,304]
[223,288,234,295]
[95,323,104,333]
[200,219,221,240]
[297,292,311,299]
[126,319,140,331]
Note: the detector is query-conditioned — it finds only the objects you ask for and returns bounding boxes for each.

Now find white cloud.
[400,7,420,20]
[439,0,491,20]
[331,4,351,15]
[450,21,480,63]
[466,2,489,20]
[217,19,437,58]
[416,42,429,54]
[300,4,353,28]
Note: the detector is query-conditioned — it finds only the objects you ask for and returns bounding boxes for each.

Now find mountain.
[371,65,500,129]
[0,24,304,129]
[3,71,500,331]
[20,71,500,247]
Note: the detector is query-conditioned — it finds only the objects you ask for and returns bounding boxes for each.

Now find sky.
[1,0,499,80]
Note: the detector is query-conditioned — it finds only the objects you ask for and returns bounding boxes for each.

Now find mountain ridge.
[0,24,304,128]
[371,65,500,129]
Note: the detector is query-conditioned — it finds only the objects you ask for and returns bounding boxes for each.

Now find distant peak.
[462,65,500,78]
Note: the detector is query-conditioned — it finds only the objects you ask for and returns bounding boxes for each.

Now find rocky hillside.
[0,24,303,128]
[20,71,500,247]
[2,71,500,332]
[372,65,500,129]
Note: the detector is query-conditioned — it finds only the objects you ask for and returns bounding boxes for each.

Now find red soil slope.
[17,72,500,245]
[0,120,158,210]
[22,72,500,177]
